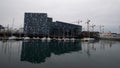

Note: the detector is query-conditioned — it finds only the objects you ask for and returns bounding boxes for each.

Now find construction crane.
[85,19,90,32]
[72,20,82,25]
[99,25,104,33]
[90,24,95,32]
[119,25,120,34]
[77,20,82,25]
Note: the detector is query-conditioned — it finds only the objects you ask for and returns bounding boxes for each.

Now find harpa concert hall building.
[24,12,82,38]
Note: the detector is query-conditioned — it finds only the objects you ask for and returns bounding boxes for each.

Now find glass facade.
[24,13,49,36]
[24,13,82,38]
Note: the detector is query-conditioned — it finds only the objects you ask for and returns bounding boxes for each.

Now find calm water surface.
[0,40,120,68]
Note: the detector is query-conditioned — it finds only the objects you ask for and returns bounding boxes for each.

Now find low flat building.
[49,21,82,38]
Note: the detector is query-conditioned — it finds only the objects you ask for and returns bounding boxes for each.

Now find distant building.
[18,28,24,33]
[0,25,4,32]
[0,25,4,29]
[24,12,82,38]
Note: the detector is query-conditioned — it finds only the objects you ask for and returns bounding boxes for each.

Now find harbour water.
[0,40,120,68]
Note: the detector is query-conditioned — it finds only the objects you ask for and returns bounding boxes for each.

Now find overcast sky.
[0,0,120,33]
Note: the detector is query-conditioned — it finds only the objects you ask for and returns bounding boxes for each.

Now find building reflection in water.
[20,40,82,64]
